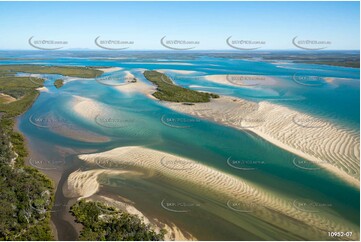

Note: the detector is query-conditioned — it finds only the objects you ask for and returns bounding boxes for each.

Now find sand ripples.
[164,96,360,187]
[78,146,359,240]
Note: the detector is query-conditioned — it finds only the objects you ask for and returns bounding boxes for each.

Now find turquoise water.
[2,51,359,240]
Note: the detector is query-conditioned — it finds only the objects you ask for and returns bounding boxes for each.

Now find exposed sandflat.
[97,67,123,73]
[205,74,277,87]
[163,96,360,188]
[75,146,359,240]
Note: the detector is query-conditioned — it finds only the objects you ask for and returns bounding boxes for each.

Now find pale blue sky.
[0,1,359,50]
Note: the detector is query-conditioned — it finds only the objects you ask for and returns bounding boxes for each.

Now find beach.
[205,74,278,87]
[92,70,359,187]
[64,167,198,240]
[86,195,197,240]
[9,54,359,241]
[162,96,360,187]
[115,71,157,98]
[69,146,359,240]
[97,67,123,73]
[157,69,198,75]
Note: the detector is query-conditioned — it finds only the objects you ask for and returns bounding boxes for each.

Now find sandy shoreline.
[163,96,359,188]
[64,168,197,240]
[205,74,278,87]
[115,71,158,99]
[97,67,123,73]
[47,67,359,240]
[11,62,359,241]
[63,169,138,198]
[72,146,359,240]
[70,69,360,187]
[156,69,198,75]
[85,195,197,240]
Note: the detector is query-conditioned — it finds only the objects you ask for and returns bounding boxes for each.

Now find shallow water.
[2,51,359,240]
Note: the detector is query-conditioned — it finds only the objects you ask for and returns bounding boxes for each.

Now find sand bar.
[63,169,138,198]
[65,169,197,240]
[97,67,123,73]
[115,71,157,98]
[205,74,277,87]
[76,146,359,240]
[156,69,198,75]
[86,195,197,241]
[163,96,360,188]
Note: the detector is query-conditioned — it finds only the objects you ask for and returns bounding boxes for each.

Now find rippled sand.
[64,169,197,240]
[75,146,359,240]
[63,169,135,198]
[163,96,360,188]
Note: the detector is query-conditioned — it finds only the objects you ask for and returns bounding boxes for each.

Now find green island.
[0,65,103,78]
[143,70,219,102]
[54,79,64,89]
[70,200,165,241]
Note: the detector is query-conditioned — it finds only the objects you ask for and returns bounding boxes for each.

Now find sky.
[0,1,359,50]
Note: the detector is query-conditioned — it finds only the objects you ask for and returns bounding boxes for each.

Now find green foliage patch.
[71,200,165,241]
[143,70,219,102]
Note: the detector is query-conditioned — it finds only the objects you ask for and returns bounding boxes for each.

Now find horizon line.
[0,49,360,52]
